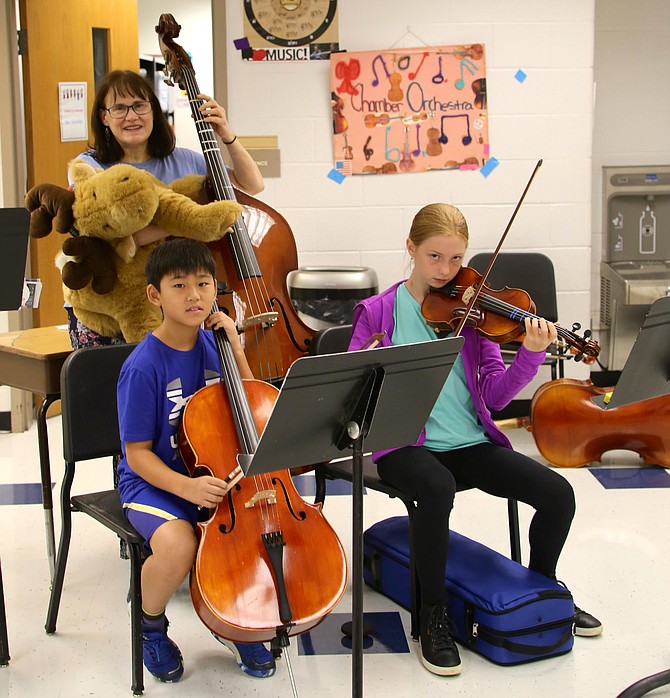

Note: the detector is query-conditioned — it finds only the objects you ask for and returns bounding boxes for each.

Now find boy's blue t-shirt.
[116,329,221,505]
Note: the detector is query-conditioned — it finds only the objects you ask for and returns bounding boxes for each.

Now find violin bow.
[453,158,543,338]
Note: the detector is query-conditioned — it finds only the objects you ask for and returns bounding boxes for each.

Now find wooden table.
[0,326,73,579]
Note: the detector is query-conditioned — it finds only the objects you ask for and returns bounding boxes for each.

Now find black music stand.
[0,208,30,311]
[239,335,464,698]
[0,207,29,667]
[606,297,670,698]
[592,296,670,411]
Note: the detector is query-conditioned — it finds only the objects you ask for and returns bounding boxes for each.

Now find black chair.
[309,325,522,640]
[0,560,9,665]
[45,344,145,696]
[468,252,564,379]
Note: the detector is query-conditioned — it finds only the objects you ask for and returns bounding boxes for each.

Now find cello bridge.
[244,489,277,508]
[240,311,279,330]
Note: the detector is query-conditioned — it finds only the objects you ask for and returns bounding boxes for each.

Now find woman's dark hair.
[146,238,216,289]
[90,70,176,163]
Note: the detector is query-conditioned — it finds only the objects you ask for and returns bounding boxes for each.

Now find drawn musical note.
[363,135,374,161]
[438,114,472,145]
[385,124,401,162]
[412,123,422,157]
[409,52,429,80]
[432,56,446,84]
[455,57,478,89]
[371,54,391,87]
[397,55,410,70]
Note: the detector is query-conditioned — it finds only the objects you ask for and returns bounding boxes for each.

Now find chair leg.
[127,541,144,696]
[0,559,10,665]
[405,502,420,641]
[508,499,522,563]
[313,463,327,506]
[45,462,75,634]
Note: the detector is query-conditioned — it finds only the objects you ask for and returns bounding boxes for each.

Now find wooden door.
[19,0,139,328]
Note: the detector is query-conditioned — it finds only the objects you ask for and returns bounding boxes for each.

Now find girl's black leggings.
[376,442,576,605]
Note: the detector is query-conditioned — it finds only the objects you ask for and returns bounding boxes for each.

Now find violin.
[157,14,313,385]
[421,265,600,363]
[178,304,347,644]
[499,378,670,468]
[332,92,348,134]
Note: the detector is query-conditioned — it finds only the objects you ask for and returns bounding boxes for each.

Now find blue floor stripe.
[293,473,358,497]
[0,482,54,505]
[589,466,670,489]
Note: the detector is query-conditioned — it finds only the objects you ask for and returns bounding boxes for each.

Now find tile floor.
[1,414,669,697]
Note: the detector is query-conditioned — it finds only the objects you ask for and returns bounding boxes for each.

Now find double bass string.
[182,67,285,382]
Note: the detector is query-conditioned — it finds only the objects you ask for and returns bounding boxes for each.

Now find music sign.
[330,45,489,175]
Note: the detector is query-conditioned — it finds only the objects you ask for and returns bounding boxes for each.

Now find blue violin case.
[363,516,575,665]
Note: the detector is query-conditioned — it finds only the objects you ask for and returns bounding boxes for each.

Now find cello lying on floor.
[498,378,670,468]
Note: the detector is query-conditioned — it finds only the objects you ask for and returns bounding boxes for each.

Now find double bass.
[157,15,313,386]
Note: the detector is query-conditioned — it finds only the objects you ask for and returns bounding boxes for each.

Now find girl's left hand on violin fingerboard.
[521,316,558,353]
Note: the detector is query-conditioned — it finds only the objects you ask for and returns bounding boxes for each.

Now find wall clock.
[244,0,338,48]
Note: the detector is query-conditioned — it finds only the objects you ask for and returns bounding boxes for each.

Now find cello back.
[529,378,670,467]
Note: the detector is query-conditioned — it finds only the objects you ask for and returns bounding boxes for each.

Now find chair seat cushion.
[72,489,144,544]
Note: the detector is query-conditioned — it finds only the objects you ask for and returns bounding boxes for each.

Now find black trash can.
[287,266,379,330]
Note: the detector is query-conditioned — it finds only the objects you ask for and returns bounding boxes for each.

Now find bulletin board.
[330,45,488,175]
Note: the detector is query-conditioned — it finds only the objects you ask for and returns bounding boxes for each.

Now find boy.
[116,238,276,682]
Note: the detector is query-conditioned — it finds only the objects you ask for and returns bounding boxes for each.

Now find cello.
[157,15,313,385]
[178,302,347,664]
[499,378,670,468]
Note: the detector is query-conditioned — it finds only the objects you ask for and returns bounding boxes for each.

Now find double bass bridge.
[240,311,279,331]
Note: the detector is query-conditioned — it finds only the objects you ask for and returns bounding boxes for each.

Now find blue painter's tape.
[515,69,527,83]
[480,157,500,178]
[328,168,346,184]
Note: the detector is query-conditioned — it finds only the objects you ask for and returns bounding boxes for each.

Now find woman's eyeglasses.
[104,101,152,119]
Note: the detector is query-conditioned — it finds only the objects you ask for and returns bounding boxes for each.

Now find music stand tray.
[239,335,464,698]
[593,296,670,410]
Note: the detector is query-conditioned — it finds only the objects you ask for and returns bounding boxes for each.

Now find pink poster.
[330,45,488,175]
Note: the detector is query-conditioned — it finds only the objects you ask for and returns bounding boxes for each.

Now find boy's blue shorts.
[123,484,199,551]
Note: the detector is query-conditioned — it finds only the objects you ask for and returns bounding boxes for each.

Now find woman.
[67,69,263,348]
[349,203,602,677]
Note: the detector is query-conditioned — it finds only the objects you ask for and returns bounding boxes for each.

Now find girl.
[349,203,602,676]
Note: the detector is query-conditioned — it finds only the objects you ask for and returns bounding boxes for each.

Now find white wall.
[221,0,596,382]
[592,0,670,326]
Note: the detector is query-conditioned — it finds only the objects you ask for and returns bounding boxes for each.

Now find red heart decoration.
[252,49,267,61]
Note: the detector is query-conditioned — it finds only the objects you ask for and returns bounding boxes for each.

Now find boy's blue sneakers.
[214,634,277,678]
[142,616,184,683]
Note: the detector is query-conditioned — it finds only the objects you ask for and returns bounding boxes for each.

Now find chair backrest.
[468,252,558,323]
[308,324,353,356]
[60,343,137,463]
